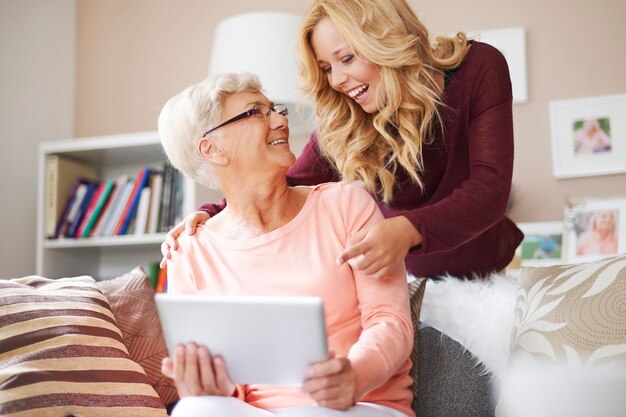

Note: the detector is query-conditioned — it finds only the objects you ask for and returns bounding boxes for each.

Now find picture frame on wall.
[469,26,527,104]
[563,196,626,263]
[550,94,626,179]
[515,221,563,267]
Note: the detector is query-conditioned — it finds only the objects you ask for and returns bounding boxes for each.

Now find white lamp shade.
[208,12,302,105]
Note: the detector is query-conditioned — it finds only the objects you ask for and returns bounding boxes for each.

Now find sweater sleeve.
[339,185,414,399]
[287,131,340,186]
[197,132,339,215]
[402,47,514,256]
[197,198,227,217]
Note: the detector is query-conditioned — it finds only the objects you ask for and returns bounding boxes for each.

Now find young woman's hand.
[336,216,421,279]
[302,352,356,410]
[160,211,211,267]
[161,343,235,398]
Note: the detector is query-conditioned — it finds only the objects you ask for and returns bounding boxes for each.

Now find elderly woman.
[157,72,414,417]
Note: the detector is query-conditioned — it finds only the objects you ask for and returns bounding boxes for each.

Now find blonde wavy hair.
[296,0,468,202]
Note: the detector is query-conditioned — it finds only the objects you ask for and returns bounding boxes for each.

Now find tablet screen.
[155,294,328,385]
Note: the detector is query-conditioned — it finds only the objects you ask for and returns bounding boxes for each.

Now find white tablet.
[154,294,328,386]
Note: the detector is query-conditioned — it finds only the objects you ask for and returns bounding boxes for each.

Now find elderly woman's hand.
[302,352,356,410]
[161,343,235,398]
[160,211,211,268]
[336,216,421,279]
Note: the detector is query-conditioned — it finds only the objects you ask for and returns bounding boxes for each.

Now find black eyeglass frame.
[202,104,288,137]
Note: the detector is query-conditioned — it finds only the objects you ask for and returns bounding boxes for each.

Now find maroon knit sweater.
[199,41,523,279]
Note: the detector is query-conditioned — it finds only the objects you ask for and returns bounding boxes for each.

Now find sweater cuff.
[349,351,387,399]
[399,212,427,255]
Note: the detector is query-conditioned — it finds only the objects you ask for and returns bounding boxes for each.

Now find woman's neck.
[210,176,310,240]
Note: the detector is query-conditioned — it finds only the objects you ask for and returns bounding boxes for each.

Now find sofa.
[2,253,625,417]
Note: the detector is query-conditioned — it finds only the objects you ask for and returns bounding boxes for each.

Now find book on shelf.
[133,187,152,235]
[81,179,116,238]
[159,164,174,233]
[147,261,160,289]
[146,171,163,234]
[114,166,153,236]
[155,265,168,294]
[172,167,184,226]
[55,180,88,239]
[159,164,184,233]
[52,177,94,239]
[45,155,98,238]
[91,174,127,238]
[98,178,135,237]
[65,180,100,238]
[75,181,105,238]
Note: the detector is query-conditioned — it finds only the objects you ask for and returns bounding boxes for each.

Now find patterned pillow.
[407,277,426,412]
[0,275,167,416]
[97,267,178,406]
[496,254,626,417]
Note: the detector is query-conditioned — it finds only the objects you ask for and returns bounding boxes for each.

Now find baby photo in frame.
[563,197,626,263]
[550,94,626,179]
[572,117,612,155]
[515,221,563,267]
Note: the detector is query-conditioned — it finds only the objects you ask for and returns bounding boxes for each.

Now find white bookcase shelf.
[43,233,168,249]
[36,131,218,280]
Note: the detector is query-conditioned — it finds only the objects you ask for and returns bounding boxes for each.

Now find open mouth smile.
[267,138,287,146]
[348,84,369,100]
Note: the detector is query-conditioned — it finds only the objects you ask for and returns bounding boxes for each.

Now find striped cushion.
[0,275,167,417]
[97,267,178,406]
[407,277,426,412]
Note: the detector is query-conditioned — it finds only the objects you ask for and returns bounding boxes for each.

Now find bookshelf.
[36,131,218,280]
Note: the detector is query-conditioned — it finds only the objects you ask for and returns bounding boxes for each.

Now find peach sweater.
[168,183,414,417]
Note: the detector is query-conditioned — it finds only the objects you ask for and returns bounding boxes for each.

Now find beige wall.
[75,0,626,222]
[0,0,76,278]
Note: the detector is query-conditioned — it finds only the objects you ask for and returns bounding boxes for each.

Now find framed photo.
[515,221,564,267]
[563,197,626,263]
[550,94,626,178]
[469,27,527,104]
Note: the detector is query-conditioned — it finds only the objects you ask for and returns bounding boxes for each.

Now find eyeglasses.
[202,103,289,137]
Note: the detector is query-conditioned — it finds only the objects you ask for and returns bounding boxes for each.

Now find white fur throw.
[419,271,518,382]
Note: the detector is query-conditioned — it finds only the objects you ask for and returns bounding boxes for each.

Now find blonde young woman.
[161,0,523,280]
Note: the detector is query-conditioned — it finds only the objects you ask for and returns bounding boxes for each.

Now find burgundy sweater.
[199,42,523,279]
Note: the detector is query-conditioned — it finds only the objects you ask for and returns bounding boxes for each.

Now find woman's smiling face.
[311,18,381,113]
[213,92,294,172]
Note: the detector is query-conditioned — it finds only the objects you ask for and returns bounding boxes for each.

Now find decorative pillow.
[0,275,167,417]
[419,272,518,381]
[497,254,626,417]
[97,267,178,407]
[407,277,426,412]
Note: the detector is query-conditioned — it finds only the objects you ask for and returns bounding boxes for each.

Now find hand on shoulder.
[160,211,211,267]
[337,215,420,279]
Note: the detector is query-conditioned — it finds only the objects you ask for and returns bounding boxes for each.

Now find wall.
[74,0,625,223]
[0,0,76,278]
[411,0,626,221]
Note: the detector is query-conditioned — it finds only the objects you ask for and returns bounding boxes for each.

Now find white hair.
[157,72,263,189]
